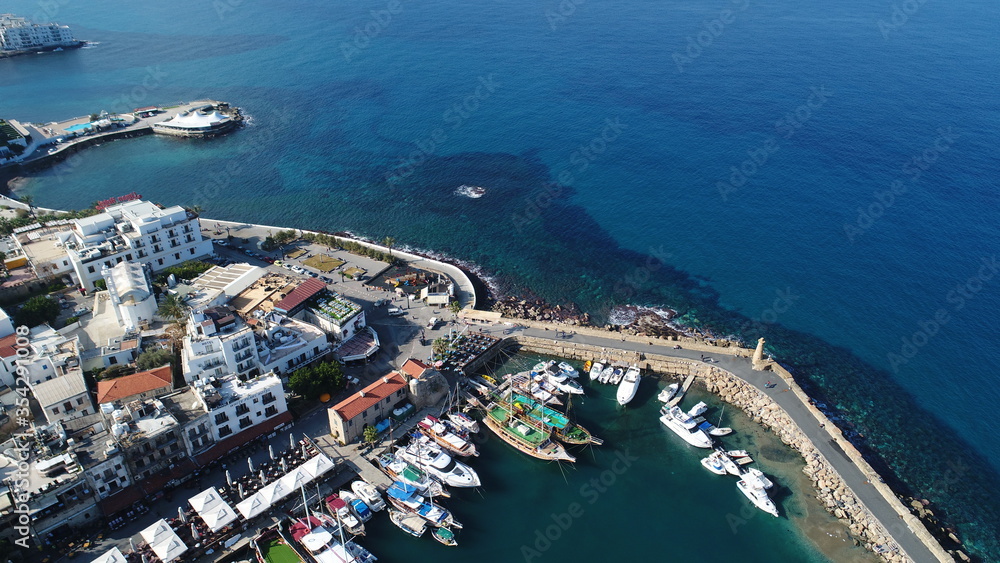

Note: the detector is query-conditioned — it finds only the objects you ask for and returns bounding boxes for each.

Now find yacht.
[538,373,584,395]
[701,451,727,475]
[741,467,774,489]
[665,406,697,429]
[610,366,625,385]
[325,494,365,536]
[377,453,450,498]
[659,406,713,448]
[616,366,641,406]
[351,481,386,512]
[417,416,478,457]
[289,514,377,563]
[386,481,461,528]
[738,479,779,517]
[589,361,605,381]
[397,442,482,488]
[657,383,680,403]
[716,449,742,476]
[339,489,373,522]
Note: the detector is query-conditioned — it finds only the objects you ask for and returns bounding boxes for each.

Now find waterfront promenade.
[459,314,946,563]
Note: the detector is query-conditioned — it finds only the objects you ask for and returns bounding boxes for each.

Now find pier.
[1,100,238,176]
[667,373,696,407]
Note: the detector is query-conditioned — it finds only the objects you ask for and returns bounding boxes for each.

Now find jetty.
[667,373,696,407]
[0,100,240,175]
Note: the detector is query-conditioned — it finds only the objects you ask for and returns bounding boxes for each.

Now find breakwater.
[501,331,960,563]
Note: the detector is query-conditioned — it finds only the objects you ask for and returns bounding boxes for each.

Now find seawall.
[504,333,955,563]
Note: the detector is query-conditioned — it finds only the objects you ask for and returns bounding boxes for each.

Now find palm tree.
[157,293,190,325]
[382,236,396,257]
[19,195,35,219]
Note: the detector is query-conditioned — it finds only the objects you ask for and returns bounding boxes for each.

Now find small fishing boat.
[589,361,605,381]
[583,360,592,373]
[558,362,579,378]
[727,450,752,459]
[687,401,708,417]
[657,383,679,403]
[386,481,461,528]
[610,367,625,385]
[598,365,614,384]
[388,507,428,538]
[340,489,373,522]
[447,411,480,434]
[432,526,458,547]
[325,494,365,536]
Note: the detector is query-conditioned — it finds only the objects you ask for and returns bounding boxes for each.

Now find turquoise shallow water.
[2,0,1000,558]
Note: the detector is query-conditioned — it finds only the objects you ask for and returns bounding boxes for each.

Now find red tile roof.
[194,411,293,466]
[96,365,172,404]
[274,278,326,313]
[400,359,429,379]
[0,334,17,359]
[331,372,407,422]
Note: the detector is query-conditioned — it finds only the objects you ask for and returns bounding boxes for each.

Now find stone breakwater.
[504,333,960,563]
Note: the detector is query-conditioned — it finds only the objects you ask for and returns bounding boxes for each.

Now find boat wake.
[454,184,486,198]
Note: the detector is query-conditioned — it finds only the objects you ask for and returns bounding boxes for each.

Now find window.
[136,459,145,468]
[82,409,88,415]
[52,407,59,414]
[115,463,122,470]
[238,416,252,429]
[157,258,164,266]
[126,254,132,261]
[189,248,196,255]
[262,392,275,405]
[109,356,118,365]
[63,260,68,266]
[116,257,123,264]
[265,405,278,417]
[87,266,95,274]
[214,412,229,424]
[77,397,84,405]
[171,443,180,452]
[174,253,180,260]
[218,425,232,437]
[63,401,73,411]
[235,404,250,416]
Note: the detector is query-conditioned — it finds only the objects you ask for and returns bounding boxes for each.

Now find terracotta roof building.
[273,278,326,315]
[96,365,173,404]
[328,372,409,445]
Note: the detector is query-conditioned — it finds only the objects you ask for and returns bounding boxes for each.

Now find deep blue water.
[2,0,999,558]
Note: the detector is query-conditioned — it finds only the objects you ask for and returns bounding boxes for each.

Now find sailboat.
[325,494,365,536]
[416,415,479,457]
[482,400,576,462]
[386,481,461,528]
[505,390,602,446]
[388,507,428,538]
[377,453,451,498]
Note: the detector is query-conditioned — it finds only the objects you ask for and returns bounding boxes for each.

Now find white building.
[0,14,76,51]
[22,329,94,424]
[192,372,287,442]
[102,261,157,331]
[300,292,366,342]
[66,200,213,291]
[9,222,78,281]
[181,306,258,385]
[185,262,267,311]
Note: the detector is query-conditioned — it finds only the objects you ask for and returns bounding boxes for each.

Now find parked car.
[387,307,405,317]
[72,307,90,317]
[374,299,389,307]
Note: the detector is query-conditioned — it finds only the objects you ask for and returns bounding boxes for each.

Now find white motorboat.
[589,361,604,381]
[599,366,614,384]
[538,373,584,395]
[558,362,579,378]
[741,467,774,489]
[352,480,386,512]
[397,442,482,488]
[657,383,680,403]
[417,416,478,457]
[687,401,708,417]
[727,449,752,458]
[701,451,727,475]
[659,409,713,448]
[610,367,625,385]
[325,493,365,535]
[447,411,480,434]
[738,479,779,517]
[377,453,450,498]
[340,489,374,522]
[716,449,742,476]
[616,366,641,406]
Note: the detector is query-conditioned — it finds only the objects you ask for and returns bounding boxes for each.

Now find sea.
[2,0,999,560]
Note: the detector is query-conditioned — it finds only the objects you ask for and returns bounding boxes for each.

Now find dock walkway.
[667,374,696,407]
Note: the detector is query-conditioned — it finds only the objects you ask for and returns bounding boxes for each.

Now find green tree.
[15,295,59,327]
[19,195,34,219]
[157,293,189,324]
[449,300,461,314]
[136,348,173,370]
[93,279,107,291]
[287,361,346,400]
[432,337,451,356]
[362,425,379,444]
[382,236,396,257]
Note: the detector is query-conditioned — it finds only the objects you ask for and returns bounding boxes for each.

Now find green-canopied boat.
[482,401,576,462]
[506,391,603,446]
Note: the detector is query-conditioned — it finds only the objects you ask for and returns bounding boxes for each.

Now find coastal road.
[470,323,937,563]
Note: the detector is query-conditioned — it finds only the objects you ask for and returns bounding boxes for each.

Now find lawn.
[304,255,345,273]
[286,249,307,259]
[343,266,366,279]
